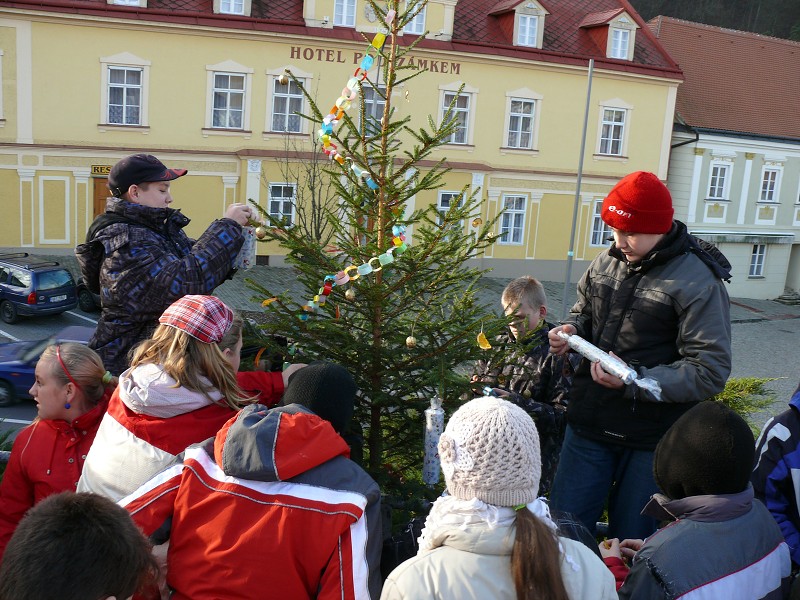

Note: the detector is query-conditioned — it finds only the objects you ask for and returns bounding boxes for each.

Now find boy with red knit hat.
[548,171,732,541]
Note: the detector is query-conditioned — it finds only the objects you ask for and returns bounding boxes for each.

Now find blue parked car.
[0,325,94,407]
[0,253,78,324]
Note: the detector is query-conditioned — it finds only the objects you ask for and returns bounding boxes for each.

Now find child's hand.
[599,538,622,560]
[548,325,576,355]
[619,538,643,562]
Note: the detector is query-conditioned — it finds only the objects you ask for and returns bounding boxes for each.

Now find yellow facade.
[0,4,679,280]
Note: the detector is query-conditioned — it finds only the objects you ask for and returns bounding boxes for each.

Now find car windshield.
[38,269,75,290]
[20,338,51,363]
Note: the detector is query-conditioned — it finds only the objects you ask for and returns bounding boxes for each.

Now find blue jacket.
[753,388,800,565]
[75,197,243,375]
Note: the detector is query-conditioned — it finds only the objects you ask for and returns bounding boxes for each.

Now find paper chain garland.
[263,224,409,320]
[317,9,396,188]
[262,9,411,321]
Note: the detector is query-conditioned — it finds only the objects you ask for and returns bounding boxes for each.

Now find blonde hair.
[40,343,111,406]
[130,322,249,410]
[502,276,547,312]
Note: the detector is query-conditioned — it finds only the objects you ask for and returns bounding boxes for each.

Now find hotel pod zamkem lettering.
[2,0,795,299]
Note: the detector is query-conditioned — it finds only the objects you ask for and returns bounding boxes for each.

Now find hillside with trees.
[630,0,800,40]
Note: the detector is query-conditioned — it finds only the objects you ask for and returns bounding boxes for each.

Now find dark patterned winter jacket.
[473,322,577,496]
[75,197,244,375]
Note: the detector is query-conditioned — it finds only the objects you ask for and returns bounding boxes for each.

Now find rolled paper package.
[233,226,256,270]
[557,331,662,400]
[422,396,445,485]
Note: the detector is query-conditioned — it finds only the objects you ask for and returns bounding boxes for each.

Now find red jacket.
[236,370,284,407]
[122,404,383,600]
[0,389,111,559]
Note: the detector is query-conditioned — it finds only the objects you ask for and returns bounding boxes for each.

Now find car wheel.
[0,301,19,324]
[0,380,15,407]
[78,288,96,312]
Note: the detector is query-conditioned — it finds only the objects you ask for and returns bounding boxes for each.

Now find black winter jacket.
[565,221,732,449]
[75,198,244,375]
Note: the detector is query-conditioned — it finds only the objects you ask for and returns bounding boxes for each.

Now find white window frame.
[437,191,464,232]
[595,100,632,158]
[204,61,253,133]
[268,183,297,226]
[517,14,538,47]
[609,28,630,59]
[443,91,470,145]
[590,199,612,246]
[499,195,526,245]
[707,162,731,200]
[360,84,386,132]
[439,83,479,147]
[99,53,150,129]
[404,3,426,35]
[270,77,304,133]
[505,96,536,150]
[212,72,246,129]
[220,0,243,14]
[760,167,781,203]
[334,0,356,27]
[749,244,766,277]
[264,66,313,137]
[106,66,143,126]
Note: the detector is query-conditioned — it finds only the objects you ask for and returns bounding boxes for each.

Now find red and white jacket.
[0,388,111,559]
[77,364,283,501]
[121,403,383,600]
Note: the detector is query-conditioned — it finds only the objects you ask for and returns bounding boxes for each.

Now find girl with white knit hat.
[381,395,615,600]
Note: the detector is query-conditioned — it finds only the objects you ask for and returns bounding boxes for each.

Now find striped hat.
[158,295,233,344]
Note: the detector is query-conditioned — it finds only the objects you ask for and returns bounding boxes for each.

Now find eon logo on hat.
[607,205,632,219]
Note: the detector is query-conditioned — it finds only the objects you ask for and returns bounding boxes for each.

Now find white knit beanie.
[438,396,541,506]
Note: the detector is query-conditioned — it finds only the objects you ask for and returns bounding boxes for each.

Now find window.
[599,108,626,156]
[590,200,612,246]
[707,163,730,200]
[404,3,425,35]
[443,92,470,145]
[749,244,766,277]
[212,73,245,129]
[499,195,526,244]
[107,67,142,125]
[437,191,464,232]
[760,168,780,202]
[114,0,140,4]
[517,15,538,47]
[361,85,386,132]
[334,0,356,27]
[506,99,535,149]
[271,78,303,133]
[220,0,243,14]
[268,184,296,226]
[609,28,630,59]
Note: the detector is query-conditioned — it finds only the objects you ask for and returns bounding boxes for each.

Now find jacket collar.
[642,485,754,523]
[107,196,190,230]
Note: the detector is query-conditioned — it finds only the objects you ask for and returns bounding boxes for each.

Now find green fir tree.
[245,0,509,504]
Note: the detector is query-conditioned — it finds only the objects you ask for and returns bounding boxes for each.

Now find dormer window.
[490,1,548,49]
[334,0,356,27]
[580,10,638,62]
[518,14,539,47]
[213,0,250,16]
[220,0,243,14]
[609,28,629,59]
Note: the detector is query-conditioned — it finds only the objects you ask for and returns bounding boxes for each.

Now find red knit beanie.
[601,172,674,234]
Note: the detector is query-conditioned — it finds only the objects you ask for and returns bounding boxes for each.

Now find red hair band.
[56,345,82,409]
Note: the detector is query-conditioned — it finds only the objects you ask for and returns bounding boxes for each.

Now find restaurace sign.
[289,46,462,74]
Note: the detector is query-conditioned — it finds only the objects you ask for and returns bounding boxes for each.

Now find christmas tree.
[247,0,508,504]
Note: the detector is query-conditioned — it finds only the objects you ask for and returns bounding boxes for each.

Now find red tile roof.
[578,8,624,28]
[2,0,681,78]
[649,16,800,139]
